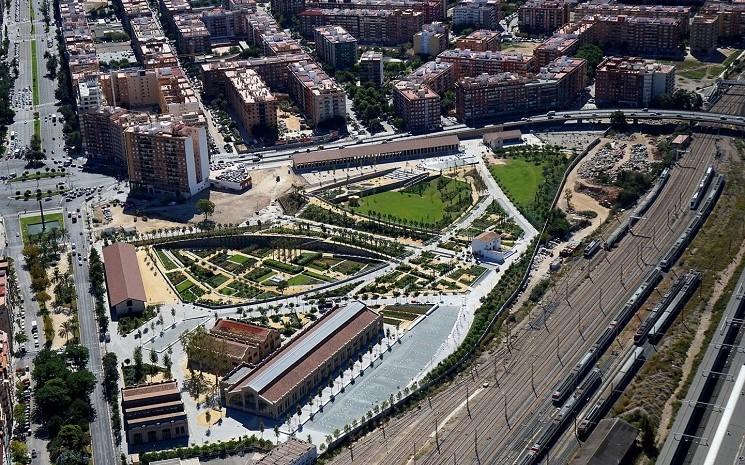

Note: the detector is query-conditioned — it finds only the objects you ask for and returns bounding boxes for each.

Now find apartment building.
[158,0,192,33]
[0,330,11,463]
[595,56,676,107]
[438,49,536,79]
[81,106,144,170]
[189,319,281,373]
[413,22,449,56]
[201,8,246,39]
[0,261,14,354]
[299,8,424,45]
[393,80,441,133]
[224,68,278,134]
[270,0,305,18]
[452,0,502,30]
[125,117,210,198]
[305,0,445,22]
[455,29,500,51]
[571,4,691,34]
[222,302,383,419]
[690,2,745,52]
[690,14,720,53]
[288,61,347,125]
[100,67,199,117]
[173,14,211,56]
[581,15,683,56]
[313,26,358,69]
[76,76,103,112]
[405,60,455,94]
[454,56,586,122]
[121,381,188,445]
[359,50,384,87]
[262,31,305,56]
[200,54,309,95]
[518,0,570,35]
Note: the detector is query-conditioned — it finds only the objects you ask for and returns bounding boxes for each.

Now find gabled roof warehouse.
[102,243,147,307]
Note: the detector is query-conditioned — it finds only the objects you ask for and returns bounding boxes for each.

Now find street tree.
[196,198,215,222]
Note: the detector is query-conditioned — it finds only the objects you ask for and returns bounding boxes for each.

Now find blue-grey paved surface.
[304,306,460,437]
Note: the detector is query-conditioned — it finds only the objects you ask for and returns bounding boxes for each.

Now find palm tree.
[58,319,75,343]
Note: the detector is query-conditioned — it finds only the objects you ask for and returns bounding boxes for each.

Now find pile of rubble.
[578,143,625,180]
[579,142,652,181]
[618,144,650,173]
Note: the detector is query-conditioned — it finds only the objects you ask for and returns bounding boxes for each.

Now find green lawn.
[175,278,196,292]
[489,159,544,210]
[156,249,177,271]
[30,40,39,106]
[11,170,65,183]
[228,253,252,264]
[206,274,228,288]
[287,274,321,286]
[19,212,64,244]
[33,118,41,139]
[351,177,471,227]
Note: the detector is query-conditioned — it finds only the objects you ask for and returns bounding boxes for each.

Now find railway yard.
[324,86,745,465]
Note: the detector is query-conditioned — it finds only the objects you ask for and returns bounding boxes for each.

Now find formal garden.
[152,243,376,305]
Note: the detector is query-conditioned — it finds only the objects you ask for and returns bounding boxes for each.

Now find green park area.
[30,40,39,106]
[19,212,64,243]
[488,159,544,211]
[350,176,472,228]
[155,245,373,305]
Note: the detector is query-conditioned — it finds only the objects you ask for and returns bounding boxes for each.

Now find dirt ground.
[102,166,301,233]
[278,108,302,132]
[138,249,179,305]
[49,254,73,350]
[502,41,539,55]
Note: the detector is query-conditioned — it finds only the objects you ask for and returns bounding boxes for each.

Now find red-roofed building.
[191,319,280,373]
[102,243,147,317]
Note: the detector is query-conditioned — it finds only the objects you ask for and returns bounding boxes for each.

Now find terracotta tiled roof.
[102,243,147,306]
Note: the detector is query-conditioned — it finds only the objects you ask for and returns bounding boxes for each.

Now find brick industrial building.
[414,22,449,56]
[222,302,383,419]
[314,25,358,69]
[455,29,501,51]
[359,51,384,86]
[595,56,676,107]
[102,243,147,317]
[455,56,587,122]
[190,319,281,373]
[121,381,189,445]
[291,135,460,170]
[518,0,570,35]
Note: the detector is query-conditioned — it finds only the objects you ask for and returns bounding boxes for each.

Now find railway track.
[327,91,745,465]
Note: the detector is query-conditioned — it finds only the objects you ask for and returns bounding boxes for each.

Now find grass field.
[20,212,64,243]
[351,177,471,227]
[489,159,544,210]
[287,274,321,286]
[33,118,41,139]
[228,253,252,264]
[11,170,64,183]
[30,40,39,106]
[156,250,177,271]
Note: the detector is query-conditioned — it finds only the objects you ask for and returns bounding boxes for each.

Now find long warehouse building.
[221,301,383,419]
[291,135,461,171]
